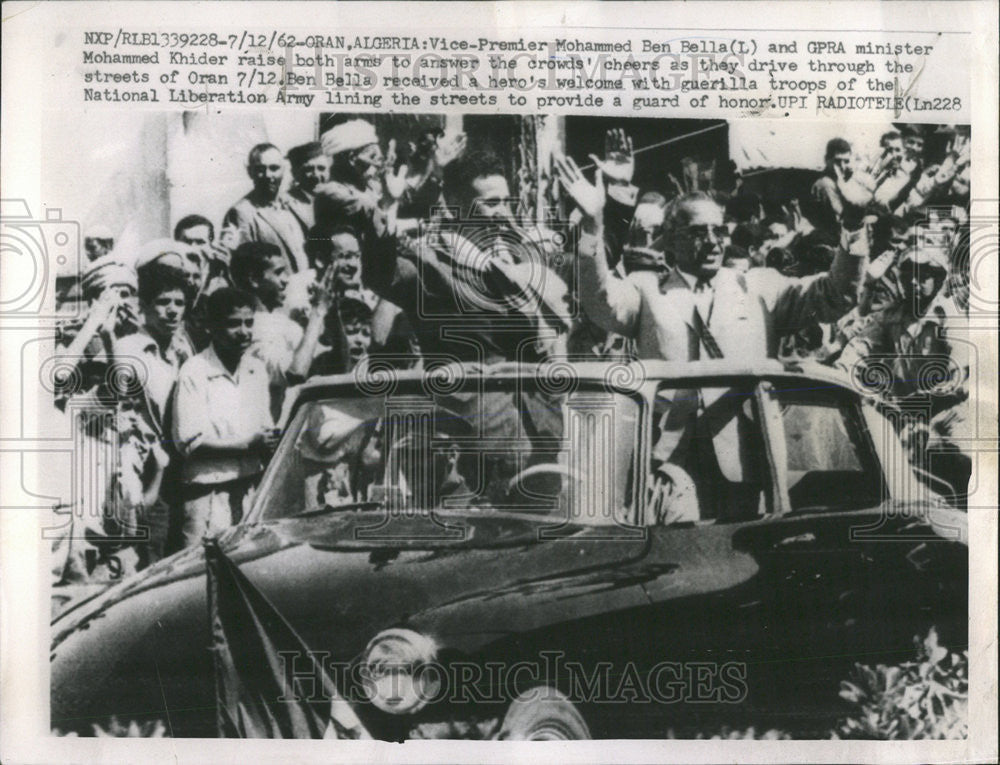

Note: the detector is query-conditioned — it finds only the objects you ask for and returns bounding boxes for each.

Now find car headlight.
[361,628,440,715]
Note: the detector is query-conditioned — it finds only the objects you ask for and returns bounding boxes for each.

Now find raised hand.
[433,131,467,169]
[865,248,897,282]
[666,172,685,197]
[208,241,231,267]
[833,161,848,186]
[90,289,120,335]
[383,139,409,201]
[555,154,605,221]
[308,278,336,314]
[115,300,140,333]
[588,128,634,185]
[789,199,813,234]
[947,133,971,170]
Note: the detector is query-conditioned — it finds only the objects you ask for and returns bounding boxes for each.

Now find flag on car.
[204,538,370,739]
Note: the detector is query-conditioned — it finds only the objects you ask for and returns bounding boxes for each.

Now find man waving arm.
[753,221,868,333]
[555,154,642,338]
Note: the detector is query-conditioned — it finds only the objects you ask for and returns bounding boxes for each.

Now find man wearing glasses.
[558,155,867,362]
[558,156,868,523]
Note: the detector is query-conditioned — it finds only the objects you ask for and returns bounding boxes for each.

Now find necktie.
[691,284,724,360]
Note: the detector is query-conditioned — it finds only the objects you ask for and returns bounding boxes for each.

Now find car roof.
[290,359,860,412]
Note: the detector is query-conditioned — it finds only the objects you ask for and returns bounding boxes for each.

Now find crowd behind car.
[49,119,972,584]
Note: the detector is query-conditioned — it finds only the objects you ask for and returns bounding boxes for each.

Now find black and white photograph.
[0,2,995,763]
[42,110,973,740]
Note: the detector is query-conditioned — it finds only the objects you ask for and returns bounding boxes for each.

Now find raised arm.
[555,154,641,338]
[756,223,868,332]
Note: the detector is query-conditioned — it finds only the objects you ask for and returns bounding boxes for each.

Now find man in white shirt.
[172,288,279,547]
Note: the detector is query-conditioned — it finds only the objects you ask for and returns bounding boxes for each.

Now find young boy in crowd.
[229,241,310,421]
[308,291,376,376]
[171,288,279,548]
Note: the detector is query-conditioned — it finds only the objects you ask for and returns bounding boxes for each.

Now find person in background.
[284,141,330,236]
[307,291,377,377]
[84,226,115,262]
[303,221,418,369]
[103,261,194,565]
[171,288,279,548]
[230,241,314,421]
[175,214,231,296]
[900,124,927,175]
[314,120,385,234]
[51,257,143,581]
[869,130,912,211]
[221,143,309,272]
[54,256,142,410]
[724,222,762,273]
[315,120,467,240]
[839,244,965,404]
[809,138,870,233]
[132,261,194,421]
[858,215,913,316]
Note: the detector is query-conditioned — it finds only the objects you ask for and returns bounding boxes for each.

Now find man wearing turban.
[313,119,384,234]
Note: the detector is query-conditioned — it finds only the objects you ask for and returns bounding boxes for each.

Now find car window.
[650,384,767,524]
[254,382,640,527]
[772,389,883,512]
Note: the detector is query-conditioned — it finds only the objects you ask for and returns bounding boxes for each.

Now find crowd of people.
[50,118,972,584]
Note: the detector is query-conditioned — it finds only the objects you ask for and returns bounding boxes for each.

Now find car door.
[635,377,967,732]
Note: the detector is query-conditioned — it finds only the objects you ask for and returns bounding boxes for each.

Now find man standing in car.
[560,155,867,521]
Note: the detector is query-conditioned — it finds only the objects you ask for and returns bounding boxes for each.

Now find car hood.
[52,509,649,650]
[51,510,655,733]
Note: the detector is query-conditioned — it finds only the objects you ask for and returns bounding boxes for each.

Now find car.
[50,359,968,740]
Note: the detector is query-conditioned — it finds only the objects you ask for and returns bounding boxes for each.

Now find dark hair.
[173,214,214,242]
[731,222,764,251]
[307,220,361,244]
[663,191,720,235]
[798,229,840,274]
[761,214,788,231]
[287,141,324,167]
[230,241,283,290]
[871,214,910,254]
[724,191,763,224]
[899,124,925,140]
[248,143,280,165]
[825,138,852,161]
[442,149,506,201]
[880,131,902,146]
[138,262,191,305]
[765,246,794,272]
[304,222,361,263]
[205,287,256,326]
[339,298,374,323]
[887,214,910,234]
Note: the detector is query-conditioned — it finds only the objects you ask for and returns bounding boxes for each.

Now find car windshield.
[254,379,641,526]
